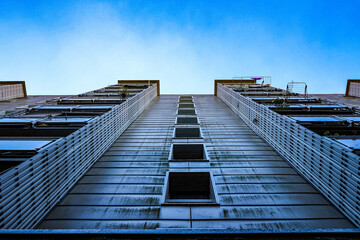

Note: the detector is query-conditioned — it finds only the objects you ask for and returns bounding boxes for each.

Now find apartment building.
[0,78,359,239]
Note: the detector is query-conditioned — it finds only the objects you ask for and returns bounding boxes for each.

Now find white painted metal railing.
[0,84,157,229]
[286,81,308,97]
[349,82,360,97]
[218,83,360,227]
[0,84,24,101]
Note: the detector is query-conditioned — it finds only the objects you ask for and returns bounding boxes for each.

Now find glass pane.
[336,139,360,149]
[291,117,339,122]
[0,140,52,151]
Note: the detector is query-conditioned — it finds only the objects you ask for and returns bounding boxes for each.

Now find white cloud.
[0,1,358,95]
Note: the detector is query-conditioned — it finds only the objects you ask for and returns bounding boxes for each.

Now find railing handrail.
[217,83,360,227]
[0,84,157,229]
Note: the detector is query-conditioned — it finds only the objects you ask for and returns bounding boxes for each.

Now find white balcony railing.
[349,82,360,97]
[0,84,24,101]
[0,84,157,229]
[218,83,360,227]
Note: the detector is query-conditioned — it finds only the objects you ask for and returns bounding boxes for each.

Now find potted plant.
[119,86,129,99]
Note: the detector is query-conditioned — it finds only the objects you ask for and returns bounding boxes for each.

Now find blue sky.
[0,0,359,94]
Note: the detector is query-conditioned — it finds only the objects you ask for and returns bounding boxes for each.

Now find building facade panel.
[38,94,353,230]
[0,82,26,101]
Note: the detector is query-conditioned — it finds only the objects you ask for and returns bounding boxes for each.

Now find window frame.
[161,171,220,205]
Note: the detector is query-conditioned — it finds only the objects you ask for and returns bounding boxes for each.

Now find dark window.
[179,96,193,100]
[168,172,212,200]
[174,128,201,138]
[176,117,198,124]
[178,99,193,103]
[162,172,219,205]
[0,160,24,173]
[177,109,196,115]
[171,144,205,160]
[178,103,195,108]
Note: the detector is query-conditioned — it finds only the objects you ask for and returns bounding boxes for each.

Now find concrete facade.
[38,95,353,230]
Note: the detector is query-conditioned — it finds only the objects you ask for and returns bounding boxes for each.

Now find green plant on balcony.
[119,86,129,99]
[273,97,287,105]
